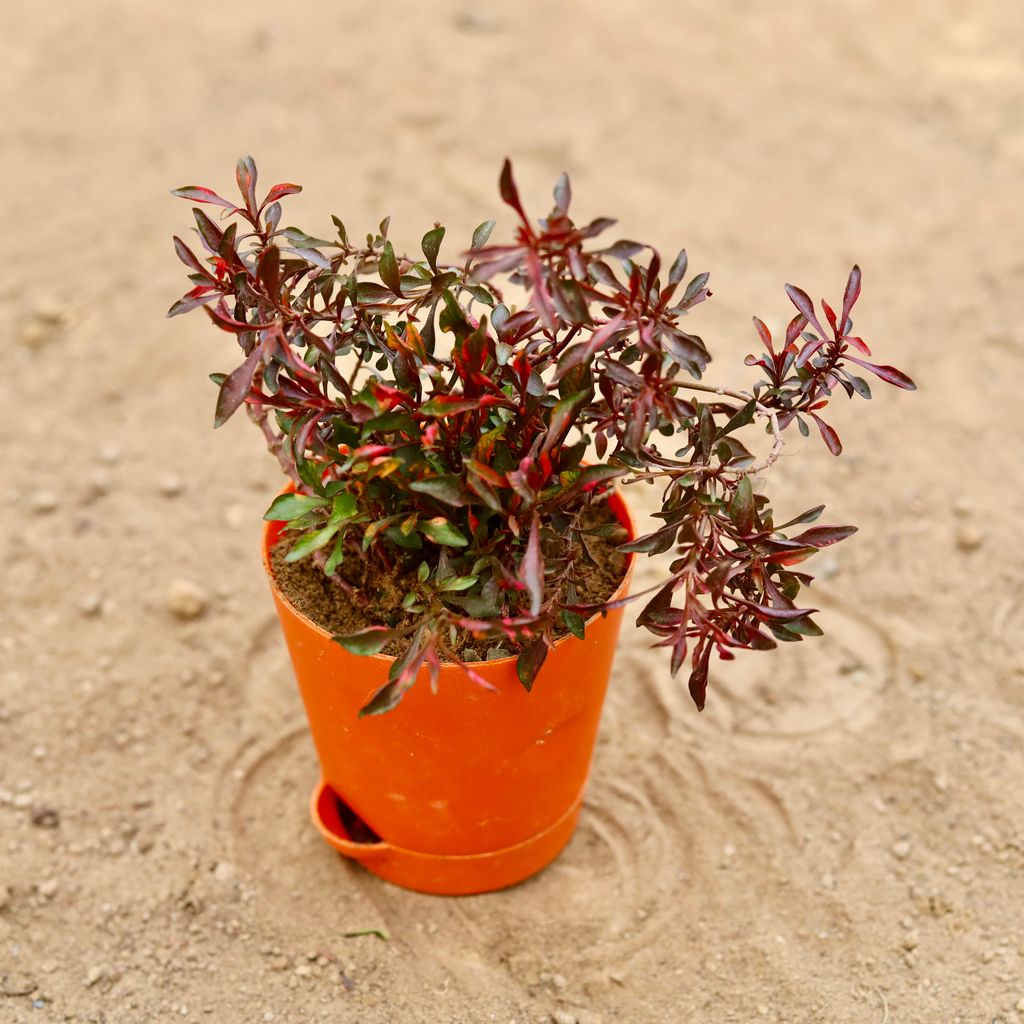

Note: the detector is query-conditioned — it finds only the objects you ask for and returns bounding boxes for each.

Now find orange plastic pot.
[262,492,634,895]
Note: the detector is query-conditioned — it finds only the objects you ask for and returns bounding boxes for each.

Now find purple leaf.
[810,413,842,455]
[790,525,857,548]
[516,638,548,691]
[784,282,826,337]
[844,355,916,391]
[841,265,862,328]
[214,345,264,428]
[519,519,544,616]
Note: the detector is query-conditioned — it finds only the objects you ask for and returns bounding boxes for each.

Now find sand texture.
[2,2,1023,1021]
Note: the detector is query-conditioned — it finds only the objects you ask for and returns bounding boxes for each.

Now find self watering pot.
[262,492,634,895]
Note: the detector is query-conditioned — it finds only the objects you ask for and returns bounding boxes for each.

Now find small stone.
[550,973,568,991]
[35,304,66,326]
[19,323,49,348]
[167,580,209,621]
[40,960,58,974]
[98,445,121,465]
[0,884,11,911]
[29,490,59,514]
[1016,997,1024,1012]
[892,839,912,860]
[84,470,113,500]
[30,806,60,829]
[1,973,36,997]
[294,964,312,978]
[212,861,235,883]
[955,526,983,553]
[159,475,184,498]
[552,1011,576,1024]
[37,878,58,898]
[78,593,104,617]
[30,744,47,760]
[85,965,105,988]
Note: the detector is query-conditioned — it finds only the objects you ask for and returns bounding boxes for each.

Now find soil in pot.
[268,503,629,661]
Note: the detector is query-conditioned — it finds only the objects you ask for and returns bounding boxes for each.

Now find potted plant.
[168,158,915,894]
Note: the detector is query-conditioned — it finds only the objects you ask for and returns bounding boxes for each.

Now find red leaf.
[790,525,857,548]
[688,646,712,711]
[841,264,862,328]
[752,316,773,352]
[784,282,826,337]
[235,156,258,214]
[810,412,842,455]
[173,235,206,274]
[166,290,217,318]
[171,186,238,212]
[214,345,264,428]
[844,355,916,391]
[499,159,529,224]
[263,183,303,207]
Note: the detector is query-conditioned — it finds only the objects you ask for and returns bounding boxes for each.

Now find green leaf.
[420,396,486,417]
[421,226,445,272]
[281,227,335,248]
[327,492,358,525]
[718,399,756,438]
[284,524,339,562]
[438,575,478,592]
[561,610,586,640]
[410,476,472,507]
[417,561,430,582]
[471,220,496,250]
[263,493,327,522]
[324,537,345,575]
[419,517,468,546]
[379,240,402,295]
[782,616,824,637]
[333,627,398,656]
[727,476,756,535]
[359,679,408,716]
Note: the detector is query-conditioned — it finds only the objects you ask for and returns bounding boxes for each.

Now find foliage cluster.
[170,158,914,713]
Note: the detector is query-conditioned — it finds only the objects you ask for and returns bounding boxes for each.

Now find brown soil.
[268,508,628,660]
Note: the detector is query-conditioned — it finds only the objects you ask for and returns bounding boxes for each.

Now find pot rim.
[262,487,635,669]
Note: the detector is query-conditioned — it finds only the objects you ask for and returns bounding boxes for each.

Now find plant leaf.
[471,219,496,250]
[171,186,237,211]
[263,493,327,521]
[420,517,468,546]
[421,226,445,272]
[333,626,399,656]
[519,519,544,616]
[214,346,263,428]
[516,638,548,691]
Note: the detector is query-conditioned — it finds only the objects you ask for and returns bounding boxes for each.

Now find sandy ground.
[2,1,1023,1021]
